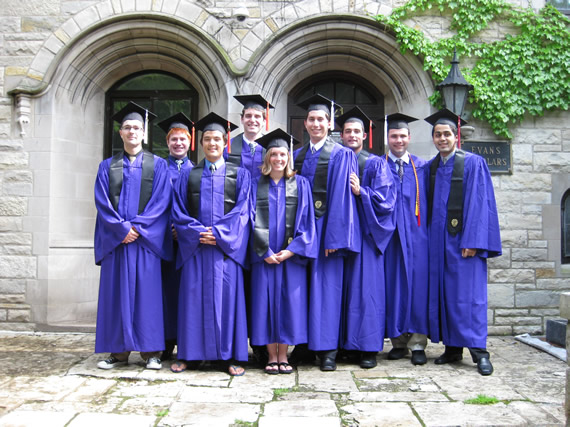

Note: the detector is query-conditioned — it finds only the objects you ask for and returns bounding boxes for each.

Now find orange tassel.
[227,120,231,154]
[369,120,373,150]
[191,127,195,151]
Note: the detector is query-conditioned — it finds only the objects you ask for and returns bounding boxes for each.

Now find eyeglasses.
[121,126,143,132]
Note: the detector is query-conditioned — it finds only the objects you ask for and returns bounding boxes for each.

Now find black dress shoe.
[359,352,377,369]
[319,350,337,371]
[477,357,493,376]
[434,352,463,365]
[252,345,269,367]
[411,350,427,365]
[387,348,409,360]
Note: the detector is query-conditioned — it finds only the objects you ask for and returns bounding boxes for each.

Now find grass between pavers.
[463,394,500,405]
[231,420,257,426]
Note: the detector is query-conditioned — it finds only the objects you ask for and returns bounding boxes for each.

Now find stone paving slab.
[0,333,566,426]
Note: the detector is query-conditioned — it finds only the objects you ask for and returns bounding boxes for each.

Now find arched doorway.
[106,72,200,163]
[288,73,385,154]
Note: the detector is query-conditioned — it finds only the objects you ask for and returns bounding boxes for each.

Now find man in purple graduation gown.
[171,112,251,376]
[425,109,501,376]
[157,113,194,361]
[94,102,173,370]
[383,113,431,366]
[338,107,396,369]
[225,94,274,180]
[225,94,274,366]
[292,94,361,371]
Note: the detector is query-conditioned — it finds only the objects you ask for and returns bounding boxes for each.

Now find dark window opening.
[288,73,385,155]
[562,189,570,264]
[105,71,199,163]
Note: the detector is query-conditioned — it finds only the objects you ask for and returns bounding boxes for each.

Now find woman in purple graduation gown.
[249,129,318,374]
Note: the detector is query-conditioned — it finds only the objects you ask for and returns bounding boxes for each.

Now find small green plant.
[376,0,570,138]
[156,409,169,417]
[464,394,500,405]
[273,387,291,398]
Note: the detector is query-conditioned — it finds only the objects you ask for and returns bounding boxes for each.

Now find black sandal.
[264,362,279,375]
[278,362,293,374]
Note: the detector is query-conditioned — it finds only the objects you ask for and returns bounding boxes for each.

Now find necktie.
[310,145,316,155]
[209,164,216,173]
[396,159,404,181]
[249,143,256,156]
[175,159,184,171]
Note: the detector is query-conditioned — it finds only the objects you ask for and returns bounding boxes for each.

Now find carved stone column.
[15,94,31,137]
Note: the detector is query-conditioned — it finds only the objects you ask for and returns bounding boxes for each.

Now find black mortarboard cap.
[255,128,300,151]
[337,107,376,130]
[424,108,467,128]
[157,112,194,133]
[194,112,238,134]
[386,113,418,130]
[112,101,157,125]
[234,94,274,111]
[296,94,342,117]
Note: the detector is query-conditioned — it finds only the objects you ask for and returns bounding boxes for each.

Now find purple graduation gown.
[342,153,396,352]
[224,133,264,180]
[384,154,430,339]
[172,162,251,362]
[428,151,502,348]
[294,139,361,351]
[249,175,317,346]
[162,156,193,341]
[94,152,173,353]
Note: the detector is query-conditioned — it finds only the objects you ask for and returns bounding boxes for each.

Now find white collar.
[388,151,410,164]
[309,136,327,152]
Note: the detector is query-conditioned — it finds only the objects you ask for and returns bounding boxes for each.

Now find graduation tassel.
[457,115,461,149]
[143,110,149,145]
[289,135,294,170]
[266,101,270,131]
[191,126,195,152]
[384,114,388,151]
[411,157,421,227]
[369,120,373,150]
[227,120,232,154]
[330,100,335,130]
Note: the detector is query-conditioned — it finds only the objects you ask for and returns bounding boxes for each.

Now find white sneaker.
[97,356,128,370]
[146,357,162,370]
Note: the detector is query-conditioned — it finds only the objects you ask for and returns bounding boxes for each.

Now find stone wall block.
[530,308,560,316]
[511,261,555,269]
[5,40,44,57]
[488,283,515,308]
[489,269,534,283]
[121,0,136,13]
[488,249,510,268]
[516,290,560,308]
[528,240,548,248]
[202,15,223,37]
[513,325,543,335]
[0,140,24,152]
[21,17,64,33]
[512,144,532,165]
[0,279,26,294]
[488,325,512,335]
[178,1,203,24]
[494,316,542,326]
[0,309,6,321]
[0,18,20,33]
[3,170,33,196]
[511,248,548,262]
[501,213,541,230]
[536,268,556,278]
[0,256,36,279]
[536,278,570,290]
[0,152,28,169]
[136,0,152,11]
[6,308,30,322]
[0,245,32,255]
[0,218,23,232]
[0,294,25,304]
[498,230,527,247]
[501,173,551,192]
[534,152,570,174]
[517,128,561,145]
[0,197,27,216]
[494,309,529,316]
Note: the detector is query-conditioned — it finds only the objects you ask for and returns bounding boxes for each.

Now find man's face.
[167,130,190,160]
[201,130,226,163]
[304,110,330,142]
[341,122,366,154]
[241,108,265,139]
[388,128,410,158]
[432,124,457,157]
[119,119,144,153]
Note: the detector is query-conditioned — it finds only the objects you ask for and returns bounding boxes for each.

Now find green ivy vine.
[376,0,570,138]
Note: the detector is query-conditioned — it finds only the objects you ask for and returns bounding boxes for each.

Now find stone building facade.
[0,0,568,333]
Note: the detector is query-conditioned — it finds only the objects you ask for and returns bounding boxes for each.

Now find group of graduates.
[93,93,502,378]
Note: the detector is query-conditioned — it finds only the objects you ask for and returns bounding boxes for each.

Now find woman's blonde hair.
[260,147,296,178]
